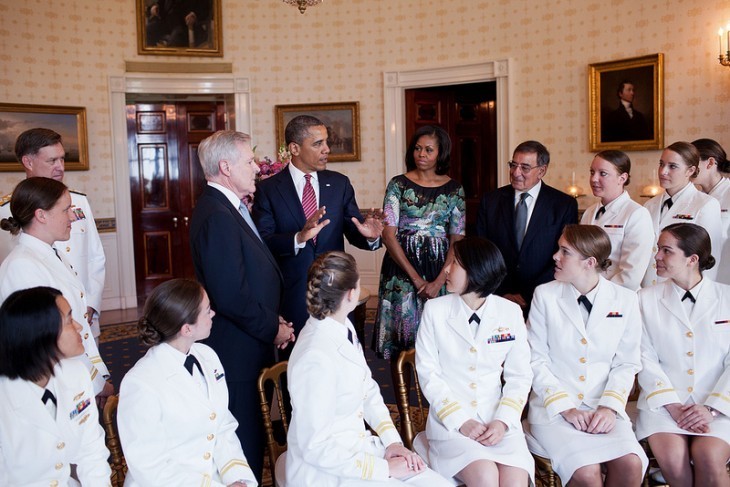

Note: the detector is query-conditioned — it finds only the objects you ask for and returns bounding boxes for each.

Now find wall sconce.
[718,24,730,67]
[565,171,585,198]
[641,183,663,198]
[283,0,323,14]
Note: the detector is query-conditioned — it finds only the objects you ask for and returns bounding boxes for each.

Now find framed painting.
[136,0,223,57]
[589,54,664,151]
[0,103,89,172]
[275,102,361,162]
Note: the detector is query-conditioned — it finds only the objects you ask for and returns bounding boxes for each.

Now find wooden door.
[405,82,497,235]
[127,101,224,301]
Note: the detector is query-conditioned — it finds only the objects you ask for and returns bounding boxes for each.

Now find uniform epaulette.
[0,193,11,207]
[68,189,87,196]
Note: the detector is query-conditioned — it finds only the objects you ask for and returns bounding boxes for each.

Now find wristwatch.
[705,405,719,418]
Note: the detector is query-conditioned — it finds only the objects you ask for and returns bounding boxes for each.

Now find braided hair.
[306,251,359,320]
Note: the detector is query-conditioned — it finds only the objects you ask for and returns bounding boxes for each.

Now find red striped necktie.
[302,174,318,244]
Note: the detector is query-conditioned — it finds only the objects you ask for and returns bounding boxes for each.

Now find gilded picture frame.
[136,0,223,57]
[275,102,361,162]
[0,103,89,172]
[589,54,664,151]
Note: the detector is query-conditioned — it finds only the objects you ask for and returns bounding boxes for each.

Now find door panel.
[128,101,224,301]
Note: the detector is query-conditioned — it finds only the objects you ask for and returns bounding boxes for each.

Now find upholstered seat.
[257,360,289,487]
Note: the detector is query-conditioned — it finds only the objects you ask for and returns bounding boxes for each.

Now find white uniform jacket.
[580,191,654,291]
[415,293,532,438]
[286,316,403,487]
[0,359,111,487]
[708,178,730,285]
[527,278,642,424]
[0,233,109,394]
[118,342,256,487]
[637,280,730,417]
[0,191,106,332]
[642,183,722,286]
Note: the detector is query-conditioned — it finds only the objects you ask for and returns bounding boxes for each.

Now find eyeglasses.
[508,161,541,173]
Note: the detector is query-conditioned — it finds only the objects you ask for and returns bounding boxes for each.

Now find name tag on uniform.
[673,214,694,220]
[69,397,91,420]
[70,206,87,221]
[606,311,623,318]
[603,224,624,229]
[715,319,730,325]
[214,369,225,381]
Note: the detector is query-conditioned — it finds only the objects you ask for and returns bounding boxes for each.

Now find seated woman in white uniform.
[0,177,112,405]
[692,138,730,285]
[580,150,653,291]
[527,224,647,486]
[416,237,534,486]
[118,279,257,487]
[637,223,730,487]
[286,251,451,487]
[0,286,111,486]
[642,141,722,287]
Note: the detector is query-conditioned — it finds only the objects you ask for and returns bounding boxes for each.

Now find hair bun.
[0,217,21,235]
[137,317,163,347]
[703,255,716,271]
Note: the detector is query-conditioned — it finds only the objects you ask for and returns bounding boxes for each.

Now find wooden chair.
[257,361,289,487]
[102,394,127,487]
[394,349,428,450]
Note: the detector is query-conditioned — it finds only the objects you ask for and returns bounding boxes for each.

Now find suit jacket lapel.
[690,281,717,326]
[273,171,307,227]
[499,188,518,248]
[7,380,58,436]
[445,296,475,346]
[660,282,690,327]
[586,278,611,331]
[558,284,586,336]
[522,185,550,251]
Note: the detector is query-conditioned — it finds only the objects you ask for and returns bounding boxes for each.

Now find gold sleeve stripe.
[436,402,461,420]
[361,453,375,479]
[646,388,675,400]
[500,398,523,412]
[709,392,730,404]
[200,474,212,487]
[544,393,569,408]
[220,459,251,476]
[602,391,627,404]
[90,367,99,380]
[89,356,102,364]
[375,423,396,435]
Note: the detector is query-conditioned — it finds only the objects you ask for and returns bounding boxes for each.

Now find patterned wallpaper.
[1,0,729,215]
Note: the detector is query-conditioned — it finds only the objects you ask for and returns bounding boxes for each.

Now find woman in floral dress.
[373,125,465,383]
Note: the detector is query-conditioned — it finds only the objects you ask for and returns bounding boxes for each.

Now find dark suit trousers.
[228,379,265,483]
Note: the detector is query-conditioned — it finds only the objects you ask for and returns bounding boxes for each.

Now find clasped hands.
[385,442,426,479]
[560,406,616,434]
[666,402,714,434]
[459,418,507,446]
[295,206,385,244]
[274,316,295,350]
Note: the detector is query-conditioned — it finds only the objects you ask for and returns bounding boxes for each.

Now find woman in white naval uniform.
[642,141,723,287]
[637,223,730,486]
[0,177,112,403]
[118,279,257,487]
[416,237,534,486]
[580,150,653,291]
[693,138,730,285]
[527,224,647,486]
[286,251,450,487]
[0,287,111,486]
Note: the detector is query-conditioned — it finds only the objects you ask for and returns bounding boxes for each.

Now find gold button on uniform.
[687,351,694,356]
[686,331,694,338]
[56,442,65,450]
[470,382,477,389]
[580,338,587,345]
[84,333,89,339]
[688,387,694,393]
[471,400,478,407]
[55,462,63,470]
[687,369,694,375]
[207,434,214,441]
[579,357,587,364]
[470,347,477,353]
[469,366,476,371]
[203,452,211,460]
[66,246,70,252]
[359,432,365,438]
[209,412,216,420]
[50,481,59,487]
[80,292,84,298]
[577,393,584,400]
[579,375,586,382]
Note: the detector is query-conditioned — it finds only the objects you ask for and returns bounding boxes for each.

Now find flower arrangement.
[256,145,291,180]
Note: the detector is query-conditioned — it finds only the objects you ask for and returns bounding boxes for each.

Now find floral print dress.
[372,175,465,359]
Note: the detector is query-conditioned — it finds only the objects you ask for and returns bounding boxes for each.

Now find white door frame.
[382,60,512,188]
[108,74,252,308]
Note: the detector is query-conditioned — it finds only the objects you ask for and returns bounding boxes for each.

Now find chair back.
[257,360,289,486]
[395,349,428,449]
[102,394,127,487]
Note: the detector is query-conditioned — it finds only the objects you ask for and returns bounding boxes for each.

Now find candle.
[727,23,730,53]
[721,28,725,57]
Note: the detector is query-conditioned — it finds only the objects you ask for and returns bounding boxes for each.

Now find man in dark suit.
[189,130,294,482]
[253,115,383,340]
[476,140,578,313]
[602,80,651,142]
